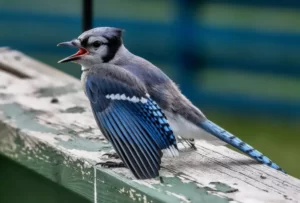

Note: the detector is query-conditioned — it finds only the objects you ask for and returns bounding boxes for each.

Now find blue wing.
[85,67,178,179]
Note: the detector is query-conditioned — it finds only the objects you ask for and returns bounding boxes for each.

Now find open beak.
[57,40,89,63]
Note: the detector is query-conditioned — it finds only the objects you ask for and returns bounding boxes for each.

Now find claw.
[95,161,126,168]
[187,138,197,150]
[102,152,120,159]
[177,136,197,151]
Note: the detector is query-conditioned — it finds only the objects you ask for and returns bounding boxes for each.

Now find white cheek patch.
[105,93,149,103]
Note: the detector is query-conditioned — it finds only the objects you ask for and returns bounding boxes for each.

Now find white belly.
[164,111,225,146]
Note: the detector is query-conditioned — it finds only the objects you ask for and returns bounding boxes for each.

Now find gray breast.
[81,68,89,96]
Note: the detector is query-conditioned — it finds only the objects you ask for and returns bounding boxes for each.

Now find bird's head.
[57,27,124,66]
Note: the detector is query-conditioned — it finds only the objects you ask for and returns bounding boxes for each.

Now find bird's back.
[109,52,225,145]
[115,53,206,123]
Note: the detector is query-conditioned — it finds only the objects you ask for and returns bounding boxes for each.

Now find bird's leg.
[96,150,126,168]
[177,136,197,151]
[160,176,164,184]
[186,138,197,150]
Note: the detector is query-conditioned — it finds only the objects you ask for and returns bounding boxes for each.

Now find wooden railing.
[0,48,299,202]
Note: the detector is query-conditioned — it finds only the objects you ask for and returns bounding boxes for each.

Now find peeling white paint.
[178,176,192,184]
[119,187,125,194]
[166,191,191,203]
[24,131,59,149]
[94,166,97,203]
[68,149,104,163]
[129,188,137,201]
[55,135,72,142]
[133,179,160,190]
[143,195,148,203]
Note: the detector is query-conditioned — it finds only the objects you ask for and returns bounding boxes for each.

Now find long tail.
[199,119,286,173]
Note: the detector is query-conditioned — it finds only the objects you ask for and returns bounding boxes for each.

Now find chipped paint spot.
[148,177,231,203]
[133,179,160,190]
[210,182,239,193]
[35,85,79,98]
[129,188,137,201]
[94,166,97,203]
[119,187,125,194]
[178,176,192,183]
[58,136,110,152]
[143,195,147,203]
[166,191,190,203]
[68,149,104,163]
[54,135,71,142]
[62,106,85,114]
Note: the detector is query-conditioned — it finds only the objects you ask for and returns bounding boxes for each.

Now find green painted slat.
[197,3,300,33]
[198,69,300,102]
[0,0,81,15]
[0,0,175,22]
[93,0,175,22]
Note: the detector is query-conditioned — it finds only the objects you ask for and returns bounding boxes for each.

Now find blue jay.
[58,27,285,179]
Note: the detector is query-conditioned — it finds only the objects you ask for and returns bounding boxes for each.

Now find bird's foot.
[95,161,126,168]
[97,151,124,168]
[177,136,197,151]
[102,151,120,159]
[187,138,197,150]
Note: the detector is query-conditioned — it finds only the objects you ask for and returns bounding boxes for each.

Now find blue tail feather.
[199,120,286,173]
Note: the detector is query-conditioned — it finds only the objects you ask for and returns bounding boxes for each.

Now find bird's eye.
[92,41,101,48]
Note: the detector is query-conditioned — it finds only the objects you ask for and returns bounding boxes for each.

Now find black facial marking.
[102,35,122,63]
[80,36,90,48]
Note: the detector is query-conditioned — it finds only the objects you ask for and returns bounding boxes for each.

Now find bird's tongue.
[72,48,88,57]
[58,47,89,63]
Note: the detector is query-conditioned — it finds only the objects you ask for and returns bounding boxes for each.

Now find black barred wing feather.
[85,66,178,179]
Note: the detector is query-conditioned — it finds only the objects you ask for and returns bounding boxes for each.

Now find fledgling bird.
[58,27,285,179]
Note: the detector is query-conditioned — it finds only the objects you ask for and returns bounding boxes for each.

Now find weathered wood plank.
[0,48,299,203]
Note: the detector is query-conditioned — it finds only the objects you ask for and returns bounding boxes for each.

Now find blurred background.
[0,0,300,202]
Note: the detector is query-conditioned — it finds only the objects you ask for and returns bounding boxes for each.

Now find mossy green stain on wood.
[0,103,57,133]
[58,136,112,152]
[0,103,109,153]
[149,177,231,203]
